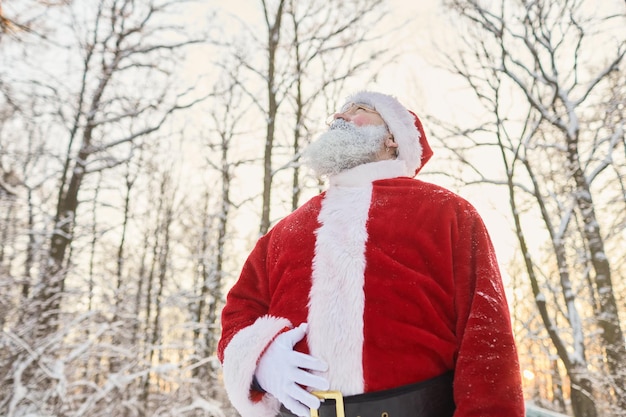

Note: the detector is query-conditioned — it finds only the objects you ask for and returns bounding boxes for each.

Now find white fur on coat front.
[307,160,409,395]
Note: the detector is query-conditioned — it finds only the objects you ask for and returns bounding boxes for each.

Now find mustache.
[328,119,354,131]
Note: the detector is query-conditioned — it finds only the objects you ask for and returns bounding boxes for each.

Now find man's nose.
[333,111,348,121]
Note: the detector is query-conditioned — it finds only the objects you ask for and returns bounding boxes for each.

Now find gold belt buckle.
[310,391,345,417]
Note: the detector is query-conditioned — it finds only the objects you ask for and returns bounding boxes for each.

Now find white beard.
[303,120,388,177]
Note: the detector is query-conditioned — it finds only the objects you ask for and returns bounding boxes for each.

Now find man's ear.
[384,135,398,149]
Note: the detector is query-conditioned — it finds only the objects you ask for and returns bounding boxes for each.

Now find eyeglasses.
[326,102,379,125]
[340,102,377,114]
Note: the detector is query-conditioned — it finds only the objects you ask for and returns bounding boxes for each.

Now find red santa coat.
[218,160,524,417]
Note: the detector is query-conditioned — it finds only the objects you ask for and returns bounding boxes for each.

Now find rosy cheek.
[351,114,375,126]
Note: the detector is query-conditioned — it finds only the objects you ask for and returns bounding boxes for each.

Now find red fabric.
[218,178,524,416]
[409,110,433,175]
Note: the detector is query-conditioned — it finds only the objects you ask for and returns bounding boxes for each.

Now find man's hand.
[255,323,330,417]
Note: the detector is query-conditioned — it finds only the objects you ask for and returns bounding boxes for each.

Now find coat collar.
[329,160,411,188]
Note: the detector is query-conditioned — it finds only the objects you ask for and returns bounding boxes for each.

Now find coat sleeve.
[451,204,525,417]
[217,234,293,417]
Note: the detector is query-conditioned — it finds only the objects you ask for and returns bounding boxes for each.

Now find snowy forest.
[0,0,624,416]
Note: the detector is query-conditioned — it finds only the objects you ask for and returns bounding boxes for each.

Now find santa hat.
[342,91,433,176]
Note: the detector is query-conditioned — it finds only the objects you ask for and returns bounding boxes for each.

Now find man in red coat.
[218,91,525,417]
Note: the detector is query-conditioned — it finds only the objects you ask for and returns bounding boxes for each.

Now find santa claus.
[217,91,525,417]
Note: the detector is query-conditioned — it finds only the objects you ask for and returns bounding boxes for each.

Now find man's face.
[302,108,389,177]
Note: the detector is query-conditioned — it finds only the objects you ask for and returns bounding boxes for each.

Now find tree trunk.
[567,130,626,410]
[33,142,90,338]
[260,0,286,235]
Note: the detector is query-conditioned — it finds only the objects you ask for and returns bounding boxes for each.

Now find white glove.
[255,323,330,417]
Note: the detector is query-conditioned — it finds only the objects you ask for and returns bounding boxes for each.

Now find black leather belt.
[278,371,455,417]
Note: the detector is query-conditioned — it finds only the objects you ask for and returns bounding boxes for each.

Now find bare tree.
[219,0,396,234]
[31,0,204,338]
[0,0,209,415]
[437,0,626,415]
[187,71,251,401]
[284,0,396,210]
[141,169,176,416]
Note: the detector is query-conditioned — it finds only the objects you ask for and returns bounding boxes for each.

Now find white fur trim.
[330,160,411,187]
[307,182,371,395]
[222,316,292,417]
[345,91,423,176]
